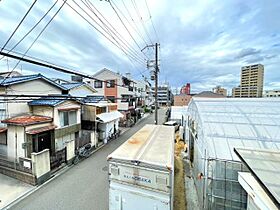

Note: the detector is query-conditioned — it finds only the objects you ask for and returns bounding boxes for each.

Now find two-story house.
[82,95,123,147]
[1,97,81,170]
[0,74,68,158]
[84,68,136,127]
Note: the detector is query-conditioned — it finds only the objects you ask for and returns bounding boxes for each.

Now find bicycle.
[73,143,92,165]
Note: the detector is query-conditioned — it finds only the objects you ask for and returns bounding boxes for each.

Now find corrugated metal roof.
[2,115,52,125]
[108,125,174,170]
[188,98,280,161]
[0,74,67,90]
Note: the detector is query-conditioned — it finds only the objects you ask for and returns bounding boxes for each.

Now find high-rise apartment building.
[232,64,264,97]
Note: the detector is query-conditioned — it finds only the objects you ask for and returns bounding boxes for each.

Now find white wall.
[7,126,25,160]
[5,79,62,118]
[69,85,96,97]
[55,133,75,151]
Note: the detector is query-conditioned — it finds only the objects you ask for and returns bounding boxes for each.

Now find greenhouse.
[187,98,280,210]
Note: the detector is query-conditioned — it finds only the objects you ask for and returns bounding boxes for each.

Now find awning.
[26,125,57,135]
[96,111,124,123]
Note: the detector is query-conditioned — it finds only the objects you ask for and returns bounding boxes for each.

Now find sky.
[0,0,280,94]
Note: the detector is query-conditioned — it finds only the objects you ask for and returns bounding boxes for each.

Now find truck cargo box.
[108,125,175,210]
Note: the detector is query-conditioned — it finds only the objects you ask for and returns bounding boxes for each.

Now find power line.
[65,0,146,66]
[131,0,153,44]
[84,0,148,61]
[76,0,146,64]
[0,0,37,53]
[120,0,148,46]
[0,0,58,61]
[0,50,140,89]
[1,0,67,85]
[108,0,145,55]
[144,0,159,42]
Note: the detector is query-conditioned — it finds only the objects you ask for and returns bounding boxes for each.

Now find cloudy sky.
[0,0,280,94]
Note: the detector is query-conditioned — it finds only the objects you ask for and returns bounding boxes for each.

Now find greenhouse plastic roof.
[235,148,280,208]
[188,98,280,161]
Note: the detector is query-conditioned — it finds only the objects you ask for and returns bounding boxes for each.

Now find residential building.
[28,97,81,169]
[212,85,227,96]
[84,68,136,127]
[81,95,123,147]
[152,83,173,106]
[193,91,226,98]
[0,74,68,124]
[174,94,192,106]
[60,82,97,97]
[232,64,264,97]
[180,83,190,95]
[187,98,280,209]
[0,71,22,78]
[52,78,70,85]
[263,89,280,97]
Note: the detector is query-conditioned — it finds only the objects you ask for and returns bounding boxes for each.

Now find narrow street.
[10,109,167,210]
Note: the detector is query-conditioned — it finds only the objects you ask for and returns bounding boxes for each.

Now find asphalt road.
[11,108,167,210]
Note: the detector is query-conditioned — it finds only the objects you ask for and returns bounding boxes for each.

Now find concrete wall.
[65,140,75,162]
[7,126,25,160]
[31,149,50,184]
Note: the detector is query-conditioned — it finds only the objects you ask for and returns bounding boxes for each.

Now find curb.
[3,113,152,209]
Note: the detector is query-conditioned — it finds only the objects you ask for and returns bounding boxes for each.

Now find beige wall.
[174,95,192,106]
[31,149,50,178]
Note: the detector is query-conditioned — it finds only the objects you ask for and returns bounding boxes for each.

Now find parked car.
[163,120,179,132]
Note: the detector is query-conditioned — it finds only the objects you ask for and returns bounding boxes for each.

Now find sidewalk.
[0,173,34,209]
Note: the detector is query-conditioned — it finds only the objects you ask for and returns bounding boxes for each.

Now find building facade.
[180,83,190,95]
[152,84,173,106]
[263,89,280,97]
[213,85,227,96]
[173,94,192,106]
[232,64,264,98]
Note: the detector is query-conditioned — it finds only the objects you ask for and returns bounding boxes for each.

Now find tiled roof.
[60,82,83,90]
[83,95,106,103]
[2,115,52,126]
[28,97,66,106]
[194,91,226,98]
[0,74,67,90]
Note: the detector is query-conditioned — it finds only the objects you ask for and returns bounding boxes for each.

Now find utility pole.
[141,43,160,124]
[155,43,159,125]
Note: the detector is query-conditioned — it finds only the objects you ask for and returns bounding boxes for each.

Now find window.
[59,110,77,127]
[106,80,115,88]
[94,80,103,88]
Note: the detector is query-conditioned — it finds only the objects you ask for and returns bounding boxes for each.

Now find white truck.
[107,124,175,210]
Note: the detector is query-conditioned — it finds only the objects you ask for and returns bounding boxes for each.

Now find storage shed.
[187,98,280,210]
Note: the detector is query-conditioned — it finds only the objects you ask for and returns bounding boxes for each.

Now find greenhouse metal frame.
[187,98,280,210]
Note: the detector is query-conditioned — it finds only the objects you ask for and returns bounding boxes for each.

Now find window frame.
[94,80,103,88]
